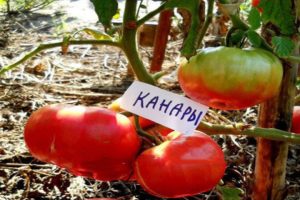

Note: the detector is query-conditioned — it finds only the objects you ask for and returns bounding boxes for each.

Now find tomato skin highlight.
[292,106,300,134]
[178,47,283,110]
[24,104,141,181]
[134,131,226,198]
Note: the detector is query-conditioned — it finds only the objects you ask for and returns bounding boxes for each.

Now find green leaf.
[271,36,295,57]
[217,185,244,200]
[218,0,230,3]
[229,29,245,45]
[91,0,118,27]
[248,8,261,30]
[83,28,113,40]
[259,0,295,35]
[164,0,199,13]
[246,30,262,47]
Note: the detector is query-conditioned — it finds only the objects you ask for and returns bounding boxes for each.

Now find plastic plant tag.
[120,81,209,135]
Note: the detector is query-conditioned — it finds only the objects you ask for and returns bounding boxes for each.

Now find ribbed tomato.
[134,131,226,198]
[24,104,140,181]
[292,106,300,134]
[178,47,283,110]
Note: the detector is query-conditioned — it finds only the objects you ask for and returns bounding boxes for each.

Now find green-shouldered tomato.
[178,47,283,110]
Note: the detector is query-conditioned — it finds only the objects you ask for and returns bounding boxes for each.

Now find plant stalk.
[121,0,155,85]
[0,39,121,75]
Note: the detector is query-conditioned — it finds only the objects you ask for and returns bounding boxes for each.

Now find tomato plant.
[292,106,300,134]
[178,47,283,110]
[24,104,141,181]
[134,131,226,198]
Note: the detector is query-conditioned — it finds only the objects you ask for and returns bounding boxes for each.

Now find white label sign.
[120,81,209,135]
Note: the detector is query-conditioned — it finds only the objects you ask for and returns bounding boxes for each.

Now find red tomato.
[252,0,260,7]
[134,131,226,198]
[292,106,300,134]
[24,104,141,181]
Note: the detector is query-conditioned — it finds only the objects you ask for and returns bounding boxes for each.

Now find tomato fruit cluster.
[24,104,226,198]
[178,47,283,110]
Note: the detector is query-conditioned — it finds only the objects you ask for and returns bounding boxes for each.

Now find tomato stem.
[196,0,214,49]
[136,2,167,27]
[120,0,155,85]
[0,39,122,75]
[134,115,162,145]
[198,121,300,143]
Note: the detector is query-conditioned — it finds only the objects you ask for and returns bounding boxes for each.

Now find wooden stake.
[150,10,173,72]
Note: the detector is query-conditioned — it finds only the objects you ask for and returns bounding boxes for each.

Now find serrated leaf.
[246,30,262,47]
[91,0,118,27]
[259,0,295,35]
[248,8,261,30]
[217,185,243,200]
[83,28,113,40]
[271,36,295,57]
[229,29,245,45]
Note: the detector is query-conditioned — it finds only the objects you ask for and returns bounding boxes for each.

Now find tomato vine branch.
[198,121,300,144]
[136,2,166,27]
[121,0,155,85]
[134,115,162,145]
[196,0,214,48]
[0,39,121,75]
[285,55,300,63]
